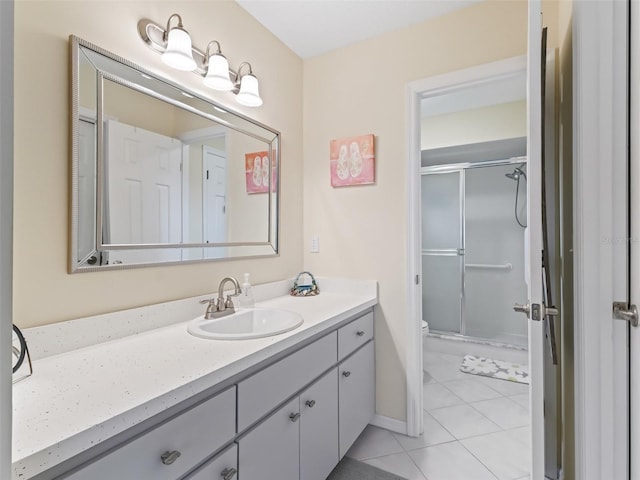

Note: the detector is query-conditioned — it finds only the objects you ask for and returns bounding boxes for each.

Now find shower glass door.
[421,161,528,346]
[421,171,462,334]
[463,164,528,345]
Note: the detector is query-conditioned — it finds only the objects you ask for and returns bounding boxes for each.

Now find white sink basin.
[187,308,304,340]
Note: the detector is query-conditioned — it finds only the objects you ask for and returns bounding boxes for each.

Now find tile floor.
[345,351,531,480]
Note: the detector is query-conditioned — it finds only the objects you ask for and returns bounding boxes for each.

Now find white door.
[106,120,183,264]
[631,0,640,477]
[520,0,546,478]
[202,145,227,259]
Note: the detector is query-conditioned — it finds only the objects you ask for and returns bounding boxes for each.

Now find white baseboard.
[370,414,408,435]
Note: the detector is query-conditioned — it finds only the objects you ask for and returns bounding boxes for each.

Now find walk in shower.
[422,158,528,347]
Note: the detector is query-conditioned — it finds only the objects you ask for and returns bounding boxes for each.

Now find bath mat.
[327,457,408,480]
[460,354,529,384]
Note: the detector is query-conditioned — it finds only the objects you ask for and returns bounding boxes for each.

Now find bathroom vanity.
[12,278,377,480]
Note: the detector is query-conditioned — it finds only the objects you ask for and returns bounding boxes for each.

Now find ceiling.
[235,0,483,59]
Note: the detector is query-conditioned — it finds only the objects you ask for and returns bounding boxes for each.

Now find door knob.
[513,303,531,317]
[613,302,639,327]
[513,302,559,321]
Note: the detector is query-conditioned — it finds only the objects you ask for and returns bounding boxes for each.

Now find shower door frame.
[422,156,527,345]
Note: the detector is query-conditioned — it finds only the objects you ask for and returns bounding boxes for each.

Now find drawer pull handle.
[342,371,351,377]
[305,399,316,408]
[221,467,238,479]
[356,330,366,336]
[160,450,181,465]
[290,412,301,422]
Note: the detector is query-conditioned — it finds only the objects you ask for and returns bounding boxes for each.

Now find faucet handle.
[225,295,236,309]
[199,298,218,319]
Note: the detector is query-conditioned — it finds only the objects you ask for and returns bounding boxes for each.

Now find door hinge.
[415,275,420,285]
[206,170,209,180]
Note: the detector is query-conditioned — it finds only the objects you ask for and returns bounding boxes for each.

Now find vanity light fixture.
[161,14,197,71]
[235,62,263,107]
[138,15,263,107]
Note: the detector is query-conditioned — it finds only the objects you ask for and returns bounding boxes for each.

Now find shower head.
[505,165,527,181]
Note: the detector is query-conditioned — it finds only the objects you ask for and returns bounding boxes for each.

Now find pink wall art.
[330,134,375,187]
[245,151,277,194]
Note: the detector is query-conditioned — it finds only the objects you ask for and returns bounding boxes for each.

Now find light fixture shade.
[162,27,197,71]
[236,74,263,107]
[203,54,234,91]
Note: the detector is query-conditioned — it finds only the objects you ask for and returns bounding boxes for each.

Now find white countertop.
[12,278,377,479]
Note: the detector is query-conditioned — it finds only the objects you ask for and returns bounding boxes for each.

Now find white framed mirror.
[70,36,279,272]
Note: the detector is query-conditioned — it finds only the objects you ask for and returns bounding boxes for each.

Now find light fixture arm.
[234,62,253,83]
[238,62,253,75]
[163,13,184,42]
[204,40,223,65]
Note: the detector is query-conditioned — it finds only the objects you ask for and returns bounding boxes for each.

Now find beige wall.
[421,100,527,150]
[303,1,528,422]
[14,0,303,327]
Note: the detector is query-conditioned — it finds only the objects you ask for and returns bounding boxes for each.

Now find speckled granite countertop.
[12,278,377,479]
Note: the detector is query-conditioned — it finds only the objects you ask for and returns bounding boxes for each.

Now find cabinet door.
[338,342,375,458]
[300,369,338,480]
[237,397,299,480]
[183,444,237,480]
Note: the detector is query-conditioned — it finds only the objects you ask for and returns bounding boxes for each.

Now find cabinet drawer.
[237,332,337,431]
[183,444,238,480]
[64,387,236,480]
[338,311,373,360]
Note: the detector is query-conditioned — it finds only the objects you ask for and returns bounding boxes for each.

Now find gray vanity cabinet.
[300,369,339,480]
[338,341,375,458]
[50,310,375,480]
[236,397,300,480]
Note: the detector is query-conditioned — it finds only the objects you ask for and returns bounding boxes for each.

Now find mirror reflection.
[71,37,279,271]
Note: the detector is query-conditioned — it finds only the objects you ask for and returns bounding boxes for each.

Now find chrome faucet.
[200,276,242,319]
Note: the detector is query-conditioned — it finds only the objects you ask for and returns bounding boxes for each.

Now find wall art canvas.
[330,134,375,187]
[245,151,277,194]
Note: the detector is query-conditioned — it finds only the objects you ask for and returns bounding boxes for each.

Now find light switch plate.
[310,234,320,253]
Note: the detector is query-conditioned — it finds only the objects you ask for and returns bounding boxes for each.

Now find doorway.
[405,40,553,477]
[416,61,533,479]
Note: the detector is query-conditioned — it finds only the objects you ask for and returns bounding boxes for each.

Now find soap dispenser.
[239,273,255,309]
